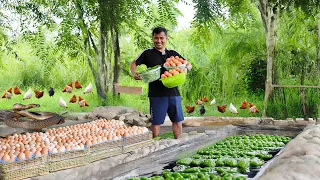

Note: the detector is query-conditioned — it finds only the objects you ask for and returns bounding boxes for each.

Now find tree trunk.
[300,66,307,119]
[258,0,278,117]
[317,15,320,117]
[111,26,121,96]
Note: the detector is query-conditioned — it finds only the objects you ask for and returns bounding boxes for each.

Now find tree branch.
[88,30,99,56]
[258,0,268,33]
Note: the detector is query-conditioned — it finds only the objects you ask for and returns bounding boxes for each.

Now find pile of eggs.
[0,119,149,163]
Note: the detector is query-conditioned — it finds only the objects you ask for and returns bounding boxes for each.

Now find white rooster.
[23,89,32,100]
[210,98,216,106]
[229,103,238,114]
[83,83,93,94]
[58,97,68,108]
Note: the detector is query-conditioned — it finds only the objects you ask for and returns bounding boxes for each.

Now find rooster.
[185,105,195,114]
[78,96,89,107]
[48,87,54,97]
[34,90,44,99]
[69,94,77,103]
[23,89,32,100]
[217,105,227,113]
[58,97,68,108]
[74,80,82,89]
[249,106,260,114]
[210,98,216,106]
[240,100,247,109]
[13,86,22,95]
[203,96,209,102]
[62,85,73,93]
[83,83,93,94]
[199,105,206,115]
[229,103,238,114]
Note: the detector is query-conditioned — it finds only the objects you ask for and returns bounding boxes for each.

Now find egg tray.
[0,156,46,172]
[123,139,154,153]
[0,163,48,180]
[123,132,153,146]
[47,149,88,162]
[89,147,123,163]
[48,155,90,173]
[89,139,122,153]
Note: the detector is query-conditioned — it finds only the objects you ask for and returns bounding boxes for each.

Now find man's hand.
[133,72,142,80]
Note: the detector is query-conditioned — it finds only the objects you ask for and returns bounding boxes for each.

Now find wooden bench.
[114,84,143,96]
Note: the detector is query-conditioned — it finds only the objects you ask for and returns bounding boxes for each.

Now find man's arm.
[130,60,142,80]
[185,62,192,74]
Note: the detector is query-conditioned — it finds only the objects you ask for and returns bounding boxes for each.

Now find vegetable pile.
[138,65,161,83]
[128,134,291,180]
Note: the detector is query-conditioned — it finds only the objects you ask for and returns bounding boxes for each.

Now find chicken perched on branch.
[69,94,77,103]
[13,86,22,95]
[23,89,32,100]
[74,80,82,89]
[185,105,195,114]
[217,105,227,113]
[34,90,44,99]
[83,83,93,94]
[240,100,247,109]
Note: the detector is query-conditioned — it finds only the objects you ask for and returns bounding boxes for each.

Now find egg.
[35,150,42,158]
[2,153,10,162]
[24,150,32,159]
[40,147,48,156]
[52,148,58,154]
[58,146,65,153]
[17,152,25,160]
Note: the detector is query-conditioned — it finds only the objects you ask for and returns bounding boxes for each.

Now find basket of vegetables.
[138,65,161,83]
[163,56,187,70]
[160,68,186,88]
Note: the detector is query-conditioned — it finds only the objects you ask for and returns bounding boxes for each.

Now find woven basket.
[123,132,153,146]
[47,149,87,162]
[0,156,46,172]
[123,139,154,153]
[89,147,123,163]
[0,163,48,180]
[48,155,90,172]
[90,139,122,153]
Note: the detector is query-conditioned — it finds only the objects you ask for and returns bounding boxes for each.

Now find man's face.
[152,32,167,50]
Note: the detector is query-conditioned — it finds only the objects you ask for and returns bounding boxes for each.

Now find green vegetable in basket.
[151,176,164,180]
[137,65,160,74]
[183,167,201,173]
[250,158,264,167]
[190,159,203,167]
[237,159,249,169]
[201,159,215,167]
[176,158,193,166]
[216,159,225,166]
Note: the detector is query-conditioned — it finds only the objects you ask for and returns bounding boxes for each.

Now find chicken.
[48,87,54,97]
[210,98,216,106]
[83,83,93,94]
[249,106,260,114]
[74,80,82,89]
[1,88,11,98]
[78,96,89,107]
[69,94,77,103]
[240,100,247,109]
[58,97,68,108]
[229,103,238,114]
[249,102,255,108]
[199,105,206,115]
[6,88,12,94]
[13,86,22,95]
[2,91,12,99]
[185,105,195,113]
[23,89,32,100]
[203,96,209,102]
[34,90,44,99]
[217,105,227,113]
[68,82,73,88]
[196,99,203,105]
[62,85,73,93]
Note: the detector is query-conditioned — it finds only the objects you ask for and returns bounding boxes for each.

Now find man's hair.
[152,27,168,36]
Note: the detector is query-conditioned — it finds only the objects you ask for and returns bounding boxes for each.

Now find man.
[130,27,192,139]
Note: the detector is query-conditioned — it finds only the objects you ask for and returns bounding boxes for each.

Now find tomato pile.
[161,68,184,79]
[164,56,187,67]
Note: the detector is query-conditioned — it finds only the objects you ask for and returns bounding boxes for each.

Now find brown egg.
[35,150,42,158]
[17,152,25,160]
[2,153,10,162]
[24,150,32,159]
[40,147,48,156]
[85,140,92,147]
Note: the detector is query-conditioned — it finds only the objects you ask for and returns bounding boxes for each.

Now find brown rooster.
[203,96,209,102]
[34,90,44,99]
[74,80,82,89]
[240,100,247,109]
[185,105,195,113]
[69,94,77,103]
[217,105,227,113]
[13,86,22,95]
